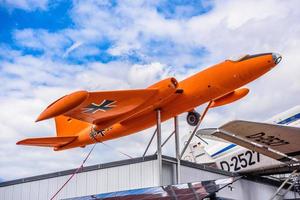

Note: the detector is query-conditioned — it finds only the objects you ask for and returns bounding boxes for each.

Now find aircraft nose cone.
[272,53,282,65]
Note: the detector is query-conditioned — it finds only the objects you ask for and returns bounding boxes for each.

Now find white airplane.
[182,105,300,173]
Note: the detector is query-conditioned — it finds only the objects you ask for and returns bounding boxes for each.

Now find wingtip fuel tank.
[36,90,89,122]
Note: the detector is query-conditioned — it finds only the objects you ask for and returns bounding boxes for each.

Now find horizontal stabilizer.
[17,136,77,148]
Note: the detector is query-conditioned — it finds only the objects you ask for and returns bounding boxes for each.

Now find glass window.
[227,54,249,62]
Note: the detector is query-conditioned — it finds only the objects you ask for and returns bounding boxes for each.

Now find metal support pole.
[161,131,175,148]
[269,170,299,200]
[180,101,212,159]
[195,134,208,145]
[156,109,163,186]
[174,116,181,184]
[154,131,175,154]
[143,128,157,158]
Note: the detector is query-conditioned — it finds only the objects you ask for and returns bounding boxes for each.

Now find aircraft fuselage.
[60,53,279,150]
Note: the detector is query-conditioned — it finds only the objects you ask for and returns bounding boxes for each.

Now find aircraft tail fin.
[55,115,91,137]
[182,141,215,164]
[17,136,77,148]
[17,116,90,150]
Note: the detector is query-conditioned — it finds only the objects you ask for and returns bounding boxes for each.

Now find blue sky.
[0,2,73,41]
[1,0,300,181]
[0,0,211,66]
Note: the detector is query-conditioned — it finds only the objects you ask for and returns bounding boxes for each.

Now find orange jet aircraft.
[17,53,282,151]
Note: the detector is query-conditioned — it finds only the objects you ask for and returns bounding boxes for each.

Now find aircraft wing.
[202,120,300,163]
[36,77,182,129]
[196,128,230,143]
[36,89,158,125]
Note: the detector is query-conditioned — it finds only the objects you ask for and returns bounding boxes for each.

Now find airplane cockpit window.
[227,53,274,62]
[227,54,249,62]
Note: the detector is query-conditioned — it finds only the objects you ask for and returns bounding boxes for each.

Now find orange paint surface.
[17,53,281,151]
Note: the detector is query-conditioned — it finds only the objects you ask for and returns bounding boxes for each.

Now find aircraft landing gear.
[186,111,201,126]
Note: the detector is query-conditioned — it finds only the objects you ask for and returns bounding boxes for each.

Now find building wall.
[0,160,159,200]
[180,165,228,183]
[1,157,299,200]
[218,178,299,200]
[178,165,299,199]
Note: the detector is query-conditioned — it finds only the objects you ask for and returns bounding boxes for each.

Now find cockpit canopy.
[226,53,273,62]
[227,55,249,62]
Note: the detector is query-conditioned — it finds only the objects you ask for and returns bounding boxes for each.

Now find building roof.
[0,155,236,187]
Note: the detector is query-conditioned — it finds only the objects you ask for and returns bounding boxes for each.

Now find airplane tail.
[55,115,91,137]
[17,136,78,148]
[182,141,215,164]
[17,115,92,149]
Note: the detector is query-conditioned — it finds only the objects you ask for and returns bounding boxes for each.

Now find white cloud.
[128,62,172,88]
[63,41,83,57]
[1,0,300,181]
[1,0,48,11]
[14,29,71,57]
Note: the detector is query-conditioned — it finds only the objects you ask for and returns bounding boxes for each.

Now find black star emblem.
[82,100,116,114]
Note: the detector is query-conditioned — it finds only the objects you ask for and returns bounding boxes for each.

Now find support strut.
[180,101,212,159]
[174,116,181,184]
[154,130,175,154]
[142,128,157,158]
[156,109,163,185]
[142,101,212,184]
